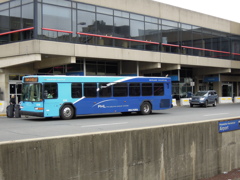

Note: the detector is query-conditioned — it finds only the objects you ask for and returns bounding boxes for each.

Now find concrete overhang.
[194,67,231,76]
[139,62,161,71]
[34,56,76,69]
[140,63,181,74]
[160,64,181,71]
[0,54,41,68]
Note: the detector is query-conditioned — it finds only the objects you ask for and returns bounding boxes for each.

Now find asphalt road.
[0,103,240,142]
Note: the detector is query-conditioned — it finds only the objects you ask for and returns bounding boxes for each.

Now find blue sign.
[169,75,179,81]
[204,76,219,82]
[218,119,240,133]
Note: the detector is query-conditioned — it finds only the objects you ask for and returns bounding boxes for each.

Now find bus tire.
[140,102,152,115]
[60,105,74,120]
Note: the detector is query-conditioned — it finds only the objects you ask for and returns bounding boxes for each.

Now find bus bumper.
[20,111,44,117]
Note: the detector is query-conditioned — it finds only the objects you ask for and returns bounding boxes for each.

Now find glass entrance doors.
[222,83,233,97]
[9,82,22,104]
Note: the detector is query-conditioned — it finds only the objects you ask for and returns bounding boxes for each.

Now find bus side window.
[44,83,58,99]
[129,83,140,96]
[72,83,82,98]
[154,83,164,96]
[142,83,152,96]
[99,83,112,97]
[113,83,128,97]
[84,83,97,98]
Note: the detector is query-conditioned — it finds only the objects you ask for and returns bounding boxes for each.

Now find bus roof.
[23,75,171,83]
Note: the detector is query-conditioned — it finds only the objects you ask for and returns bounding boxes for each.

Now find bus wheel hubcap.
[64,107,71,117]
[144,105,149,113]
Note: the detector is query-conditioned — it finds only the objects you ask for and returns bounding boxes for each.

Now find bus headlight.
[35,107,44,110]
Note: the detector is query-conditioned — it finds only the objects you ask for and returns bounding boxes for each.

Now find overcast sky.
[153,0,240,23]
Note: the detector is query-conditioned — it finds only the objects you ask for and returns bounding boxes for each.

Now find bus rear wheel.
[140,102,152,115]
[60,105,74,120]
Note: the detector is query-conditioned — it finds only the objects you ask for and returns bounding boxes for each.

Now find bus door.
[43,83,60,117]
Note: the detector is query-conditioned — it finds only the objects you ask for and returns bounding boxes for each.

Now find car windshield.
[195,91,207,96]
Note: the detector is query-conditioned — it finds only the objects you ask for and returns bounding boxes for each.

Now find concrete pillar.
[83,58,86,76]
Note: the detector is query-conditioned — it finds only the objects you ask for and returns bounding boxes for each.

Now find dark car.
[189,90,218,107]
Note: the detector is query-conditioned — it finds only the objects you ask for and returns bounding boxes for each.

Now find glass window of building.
[181,23,192,55]
[114,10,129,18]
[42,0,71,7]
[77,3,95,12]
[0,9,9,44]
[97,7,113,15]
[10,1,20,8]
[0,2,9,11]
[192,26,203,56]
[130,19,144,50]
[96,13,113,46]
[22,0,33,4]
[130,13,144,21]
[42,4,71,31]
[22,3,33,28]
[42,4,71,41]
[10,6,21,42]
[230,35,240,60]
[77,10,96,44]
[114,16,130,48]
[145,22,159,51]
[202,28,213,57]
[145,16,158,24]
[161,20,180,53]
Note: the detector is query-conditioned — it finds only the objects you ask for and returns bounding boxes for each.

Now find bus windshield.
[22,83,42,102]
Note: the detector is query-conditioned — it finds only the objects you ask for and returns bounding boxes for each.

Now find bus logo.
[98,105,106,108]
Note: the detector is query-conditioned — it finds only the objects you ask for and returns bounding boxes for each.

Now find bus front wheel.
[60,105,74,120]
[140,102,152,115]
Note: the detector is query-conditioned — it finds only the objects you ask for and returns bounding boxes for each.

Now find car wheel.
[190,104,193,107]
[213,100,217,107]
[204,101,208,108]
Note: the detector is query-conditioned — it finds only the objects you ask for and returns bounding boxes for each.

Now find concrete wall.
[0,119,240,180]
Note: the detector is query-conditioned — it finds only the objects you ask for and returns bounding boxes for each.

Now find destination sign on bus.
[24,77,38,82]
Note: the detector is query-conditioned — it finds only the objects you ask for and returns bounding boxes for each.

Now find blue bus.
[20,76,172,119]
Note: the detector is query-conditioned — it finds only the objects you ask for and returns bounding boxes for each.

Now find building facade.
[0,0,240,105]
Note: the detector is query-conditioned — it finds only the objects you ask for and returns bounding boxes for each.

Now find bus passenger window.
[84,83,97,98]
[142,83,152,96]
[113,83,128,97]
[129,83,140,96]
[154,83,164,96]
[72,83,82,98]
[43,83,58,99]
[99,83,112,97]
